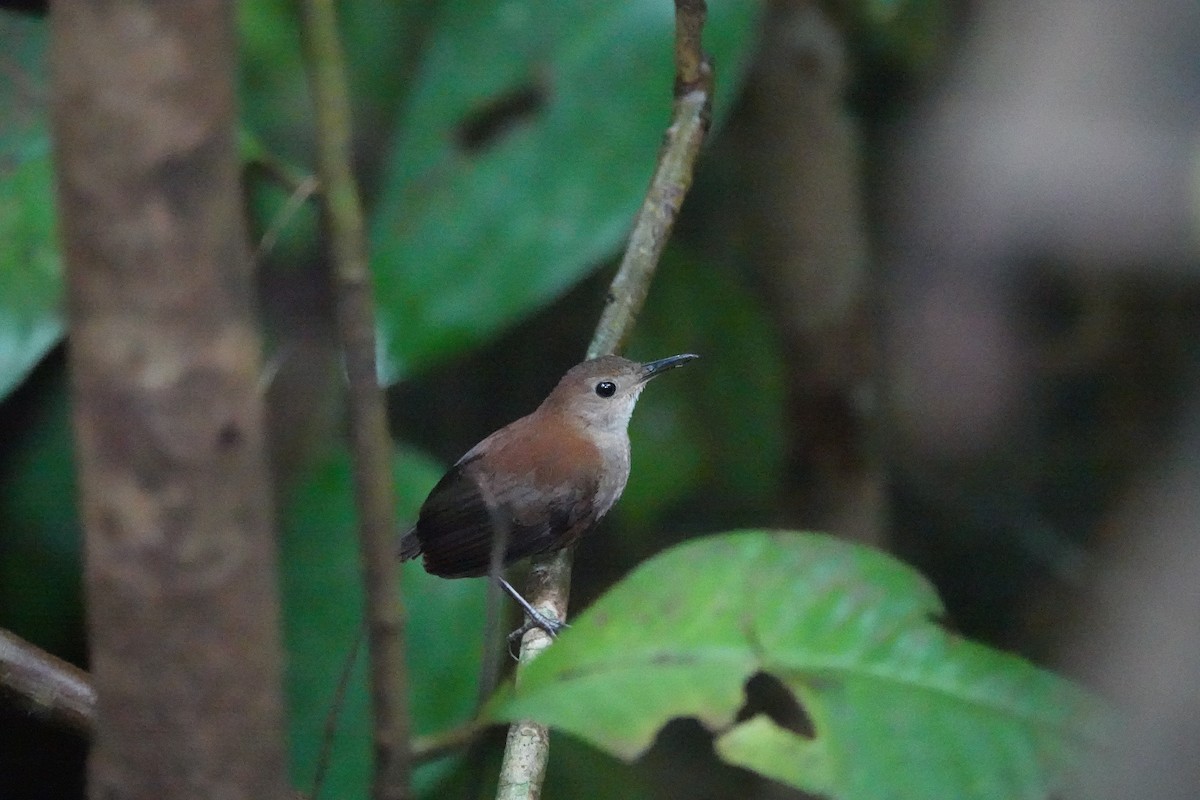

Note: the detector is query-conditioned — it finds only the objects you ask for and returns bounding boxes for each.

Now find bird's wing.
[414,449,599,579]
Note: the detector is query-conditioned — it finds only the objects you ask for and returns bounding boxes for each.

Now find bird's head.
[541,353,699,437]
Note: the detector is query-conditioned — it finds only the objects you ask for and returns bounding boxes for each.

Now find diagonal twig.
[0,629,94,737]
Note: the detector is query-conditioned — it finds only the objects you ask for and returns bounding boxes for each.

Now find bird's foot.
[498,576,569,648]
[507,611,569,649]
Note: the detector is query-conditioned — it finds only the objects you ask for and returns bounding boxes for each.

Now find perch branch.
[0,629,94,736]
[299,1,412,797]
[0,629,486,769]
[495,3,713,798]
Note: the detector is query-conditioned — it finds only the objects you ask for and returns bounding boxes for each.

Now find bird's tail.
[398,527,422,561]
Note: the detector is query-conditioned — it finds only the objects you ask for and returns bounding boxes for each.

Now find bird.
[399,353,699,635]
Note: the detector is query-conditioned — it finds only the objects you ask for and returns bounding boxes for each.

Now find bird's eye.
[595,381,616,398]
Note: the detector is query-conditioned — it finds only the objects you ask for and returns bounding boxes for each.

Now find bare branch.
[298,1,412,797]
[0,629,94,736]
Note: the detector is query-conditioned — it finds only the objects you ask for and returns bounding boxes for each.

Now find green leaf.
[487,531,1106,800]
[281,445,487,798]
[238,0,765,382]
[238,0,313,168]
[0,12,63,402]
[0,366,83,654]
[368,0,765,381]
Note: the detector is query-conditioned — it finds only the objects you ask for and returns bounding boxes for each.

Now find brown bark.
[50,2,289,798]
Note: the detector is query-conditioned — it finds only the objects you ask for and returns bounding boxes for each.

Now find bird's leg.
[498,577,567,641]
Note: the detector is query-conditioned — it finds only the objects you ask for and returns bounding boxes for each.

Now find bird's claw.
[506,612,569,653]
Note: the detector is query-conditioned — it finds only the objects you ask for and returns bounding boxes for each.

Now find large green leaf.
[281,446,487,798]
[367,0,764,381]
[487,530,1106,800]
[238,0,764,382]
[0,12,62,403]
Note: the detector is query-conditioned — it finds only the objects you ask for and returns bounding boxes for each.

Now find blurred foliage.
[833,0,953,122]
[832,0,951,74]
[490,531,1108,800]
[241,0,765,382]
[0,0,768,402]
[0,12,61,402]
[0,363,81,657]
[281,446,487,797]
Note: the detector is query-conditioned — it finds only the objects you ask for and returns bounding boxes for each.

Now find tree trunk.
[50,1,290,798]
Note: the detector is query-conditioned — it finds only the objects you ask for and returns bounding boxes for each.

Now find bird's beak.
[638,353,700,382]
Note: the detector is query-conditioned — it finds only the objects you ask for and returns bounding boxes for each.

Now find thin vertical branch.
[298,1,412,798]
[495,3,714,798]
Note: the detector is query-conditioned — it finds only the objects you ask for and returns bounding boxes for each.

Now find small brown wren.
[399,353,698,634]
